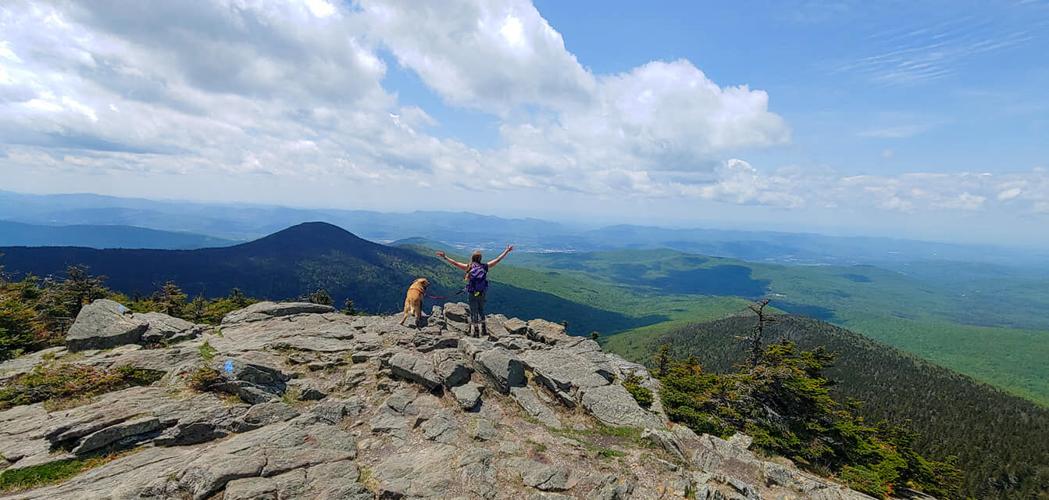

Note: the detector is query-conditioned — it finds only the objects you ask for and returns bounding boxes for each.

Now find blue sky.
[1,0,1047,246]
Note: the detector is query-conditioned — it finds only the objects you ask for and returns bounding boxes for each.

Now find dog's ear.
[421,278,430,287]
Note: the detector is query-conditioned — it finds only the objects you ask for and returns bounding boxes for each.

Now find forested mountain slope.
[624,315,1049,499]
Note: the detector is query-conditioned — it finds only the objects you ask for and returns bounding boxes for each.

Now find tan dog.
[399,278,430,326]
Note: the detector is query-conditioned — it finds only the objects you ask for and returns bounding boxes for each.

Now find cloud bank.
[0,0,1045,219]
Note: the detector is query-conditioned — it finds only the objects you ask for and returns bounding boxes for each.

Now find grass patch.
[0,449,135,493]
[358,466,379,493]
[197,340,217,362]
[281,386,302,405]
[0,364,163,411]
[596,447,626,459]
[526,439,548,454]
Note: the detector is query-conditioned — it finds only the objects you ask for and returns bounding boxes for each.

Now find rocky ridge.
[0,300,874,499]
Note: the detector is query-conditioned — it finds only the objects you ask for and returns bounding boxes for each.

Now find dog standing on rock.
[399,278,430,326]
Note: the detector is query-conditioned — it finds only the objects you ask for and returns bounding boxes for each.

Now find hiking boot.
[480,323,488,337]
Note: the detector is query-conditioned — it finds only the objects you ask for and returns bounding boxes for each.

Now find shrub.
[187,366,224,392]
[622,373,654,409]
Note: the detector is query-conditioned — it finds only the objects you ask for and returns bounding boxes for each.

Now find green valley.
[484,249,1049,407]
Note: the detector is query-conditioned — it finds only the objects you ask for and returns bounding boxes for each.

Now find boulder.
[419,410,459,444]
[210,356,291,404]
[222,302,335,325]
[510,386,562,429]
[642,428,688,463]
[231,402,300,432]
[580,384,663,429]
[303,398,362,426]
[521,350,613,406]
[468,418,498,441]
[413,334,459,353]
[66,299,148,352]
[526,319,571,345]
[474,348,525,393]
[502,317,529,336]
[443,302,470,323]
[451,382,483,411]
[135,312,205,345]
[71,416,166,455]
[286,379,327,401]
[433,350,473,388]
[385,352,442,390]
[523,463,576,491]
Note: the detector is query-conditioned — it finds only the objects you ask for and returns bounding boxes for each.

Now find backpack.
[466,262,489,294]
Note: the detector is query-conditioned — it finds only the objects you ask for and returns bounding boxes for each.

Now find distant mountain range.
[0,222,651,333]
[0,221,234,249]
[3,190,1047,270]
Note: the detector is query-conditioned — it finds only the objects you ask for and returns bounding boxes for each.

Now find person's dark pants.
[468,291,486,334]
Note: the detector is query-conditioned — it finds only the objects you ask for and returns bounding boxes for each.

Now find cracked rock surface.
[0,301,873,499]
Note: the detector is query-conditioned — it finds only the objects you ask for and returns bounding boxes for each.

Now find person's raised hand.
[506,244,514,253]
[436,251,446,258]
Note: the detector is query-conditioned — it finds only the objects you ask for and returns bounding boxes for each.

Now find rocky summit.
[0,300,873,499]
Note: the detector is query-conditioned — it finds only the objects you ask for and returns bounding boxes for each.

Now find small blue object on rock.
[224,359,234,375]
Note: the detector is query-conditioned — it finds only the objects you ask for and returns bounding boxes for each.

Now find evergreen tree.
[61,265,108,316]
[655,344,671,377]
[153,281,187,316]
[342,298,356,315]
[228,288,250,308]
[188,295,208,323]
[657,339,962,498]
[306,289,333,306]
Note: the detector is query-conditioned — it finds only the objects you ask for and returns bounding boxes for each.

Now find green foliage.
[0,458,90,492]
[153,281,187,316]
[0,286,43,360]
[654,344,671,378]
[0,267,112,359]
[657,340,962,499]
[622,373,653,409]
[342,298,357,315]
[304,289,333,306]
[126,288,256,325]
[0,450,135,492]
[642,314,1049,499]
[512,248,1049,406]
[0,363,163,410]
[197,339,217,362]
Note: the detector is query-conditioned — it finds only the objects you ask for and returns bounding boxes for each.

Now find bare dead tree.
[740,299,775,367]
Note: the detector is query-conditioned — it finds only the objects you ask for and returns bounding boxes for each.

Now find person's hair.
[465,251,483,281]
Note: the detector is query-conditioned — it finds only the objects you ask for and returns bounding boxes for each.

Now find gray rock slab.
[135,312,204,344]
[434,350,473,388]
[386,351,442,390]
[222,301,335,325]
[66,299,148,352]
[523,463,576,491]
[580,384,663,429]
[451,382,483,411]
[71,416,166,455]
[474,348,525,393]
[510,386,562,429]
